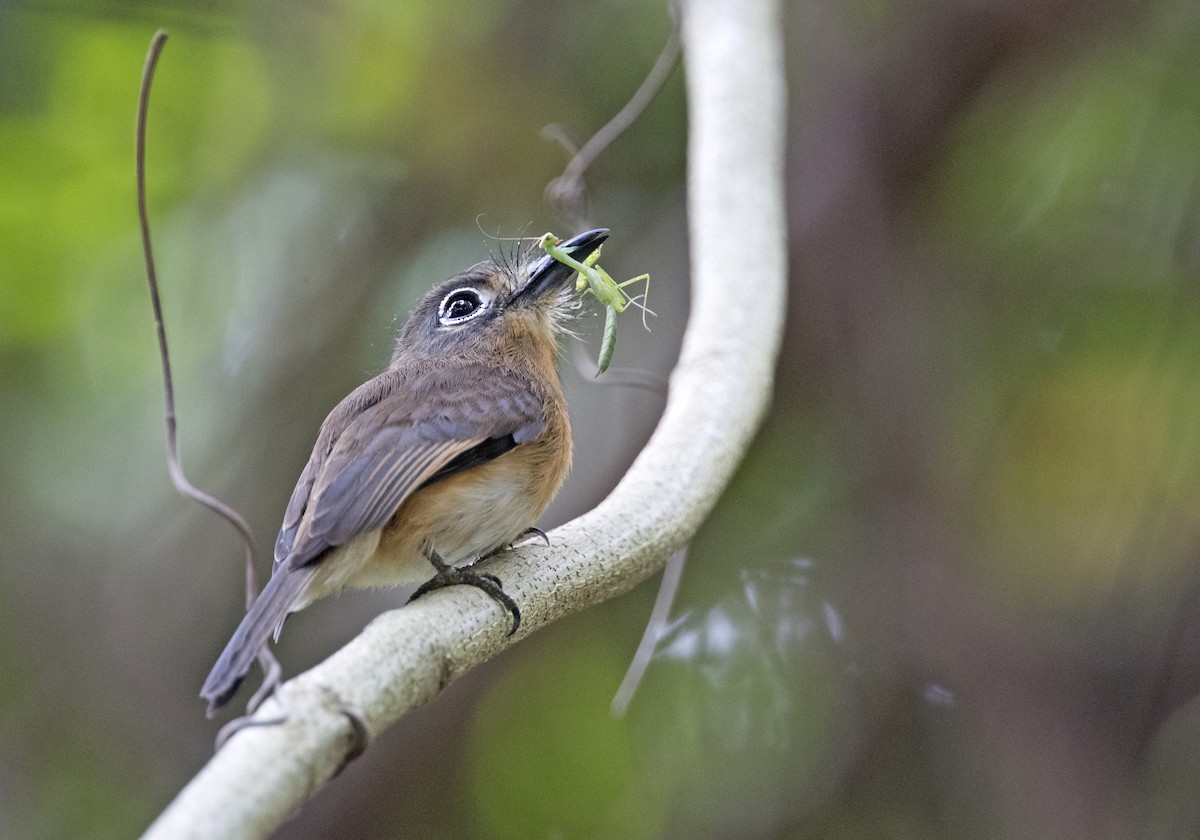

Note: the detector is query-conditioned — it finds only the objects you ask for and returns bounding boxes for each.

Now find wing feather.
[275,366,546,570]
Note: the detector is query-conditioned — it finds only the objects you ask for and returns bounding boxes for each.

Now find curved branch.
[141,0,786,836]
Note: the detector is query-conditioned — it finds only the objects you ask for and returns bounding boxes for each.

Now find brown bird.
[201,228,609,713]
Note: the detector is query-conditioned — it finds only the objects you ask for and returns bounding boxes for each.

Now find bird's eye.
[437,287,487,326]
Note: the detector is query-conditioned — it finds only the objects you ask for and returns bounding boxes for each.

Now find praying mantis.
[537,232,652,375]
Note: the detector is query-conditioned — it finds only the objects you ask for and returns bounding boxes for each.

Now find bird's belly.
[339,452,556,592]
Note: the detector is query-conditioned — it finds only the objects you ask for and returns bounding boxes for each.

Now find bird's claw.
[410,545,521,635]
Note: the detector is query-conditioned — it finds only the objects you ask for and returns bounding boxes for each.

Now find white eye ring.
[437,287,488,326]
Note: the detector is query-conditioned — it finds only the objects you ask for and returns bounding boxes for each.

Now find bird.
[200,228,609,714]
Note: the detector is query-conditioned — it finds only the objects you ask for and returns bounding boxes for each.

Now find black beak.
[511,228,610,306]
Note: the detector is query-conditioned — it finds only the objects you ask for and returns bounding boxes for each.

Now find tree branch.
[141,0,786,836]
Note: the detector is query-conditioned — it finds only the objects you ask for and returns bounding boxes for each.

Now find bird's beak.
[511,228,610,306]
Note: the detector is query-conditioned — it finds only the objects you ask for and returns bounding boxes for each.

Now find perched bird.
[201,228,609,713]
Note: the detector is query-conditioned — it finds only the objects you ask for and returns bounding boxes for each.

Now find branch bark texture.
[142,0,785,836]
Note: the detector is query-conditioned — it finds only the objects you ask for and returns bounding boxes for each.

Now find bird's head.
[390,228,609,369]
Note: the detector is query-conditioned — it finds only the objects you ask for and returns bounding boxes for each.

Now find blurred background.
[4,0,1200,837]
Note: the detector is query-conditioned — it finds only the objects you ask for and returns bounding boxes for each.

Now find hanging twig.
[136,29,279,701]
[543,2,682,231]
[611,546,688,715]
[548,7,679,390]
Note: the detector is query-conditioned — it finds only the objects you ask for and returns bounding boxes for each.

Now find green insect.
[537,232,651,375]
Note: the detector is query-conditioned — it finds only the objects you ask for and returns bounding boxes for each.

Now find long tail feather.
[201,565,317,714]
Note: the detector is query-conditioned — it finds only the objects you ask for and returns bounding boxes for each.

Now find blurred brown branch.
[783,1,1183,837]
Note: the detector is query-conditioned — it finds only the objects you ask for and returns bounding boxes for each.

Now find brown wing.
[275,366,546,570]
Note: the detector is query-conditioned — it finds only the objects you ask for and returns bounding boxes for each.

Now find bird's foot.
[482,526,551,560]
[409,544,521,635]
[518,526,550,546]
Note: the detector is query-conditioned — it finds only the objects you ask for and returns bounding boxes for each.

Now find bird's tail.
[200,564,318,715]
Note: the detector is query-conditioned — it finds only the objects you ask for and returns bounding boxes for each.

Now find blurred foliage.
[919,3,1200,645]
[5,0,1200,838]
[470,636,666,840]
